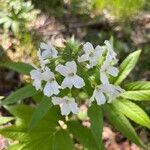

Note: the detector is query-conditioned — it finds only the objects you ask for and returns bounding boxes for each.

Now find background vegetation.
[0,0,149,149]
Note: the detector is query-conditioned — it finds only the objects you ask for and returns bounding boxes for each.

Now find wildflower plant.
[0,0,39,34]
[0,38,150,149]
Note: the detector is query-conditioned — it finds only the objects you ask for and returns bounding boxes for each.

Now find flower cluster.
[30,41,124,116]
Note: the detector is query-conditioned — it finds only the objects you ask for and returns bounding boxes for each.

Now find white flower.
[40,42,58,59]
[30,69,43,91]
[37,49,49,70]
[100,58,119,84]
[104,40,118,63]
[55,61,85,89]
[42,67,60,97]
[52,96,79,116]
[78,42,103,68]
[90,84,124,105]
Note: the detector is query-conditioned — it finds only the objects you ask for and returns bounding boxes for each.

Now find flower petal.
[66,61,77,74]
[51,47,58,58]
[30,69,42,80]
[51,81,60,95]
[107,66,119,77]
[55,65,69,76]
[83,42,94,53]
[43,82,54,97]
[40,42,49,50]
[104,40,117,60]
[40,42,58,59]
[52,97,65,105]
[89,57,97,68]
[94,91,106,105]
[33,80,42,90]
[41,50,52,59]
[42,67,54,81]
[95,45,103,58]
[100,71,109,84]
[69,101,79,114]
[78,54,89,62]
[61,103,70,116]
[61,77,73,89]
[72,75,85,88]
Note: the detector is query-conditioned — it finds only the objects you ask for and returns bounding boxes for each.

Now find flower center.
[49,78,55,82]
[96,86,101,92]
[68,73,75,77]
[89,52,94,57]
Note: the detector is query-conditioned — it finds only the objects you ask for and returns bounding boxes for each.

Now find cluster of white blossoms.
[30,41,124,116]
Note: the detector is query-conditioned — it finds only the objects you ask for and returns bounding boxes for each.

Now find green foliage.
[31,0,63,12]
[70,0,94,16]
[94,0,145,20]
[121,81,150,101]
[0,105,103,150]
[28,96,52,132]
[103,104,144,147]
[0,84,38,106]
[67,121,100,150]
[113,50,141,85]
[0,61,33,75]
[124,81,150,90]
[121,90,150,101]
[0,0,39,34]
[0,116,14,125]
[0,41,150,149]
[113,99,150,128]
[0,105,70,150]
[70,0,145,20]
[88,103,103,150]
[52,129,75,150]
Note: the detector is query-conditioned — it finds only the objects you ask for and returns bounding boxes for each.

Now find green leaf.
[113,99,150,128]
[103,104,144,147]
[53,129,75,150]
[67,121,99,150]
[114,50,141,85]
[0,117,14,125]
[124,81,150,90]
[0,105,66,150]
[28,96,52,132]
[88,103,103,150]
[120,90,150,101]
[0,84,38,106]
[32,92,43,102]
[6,143,25,150]
[0,61,33,75]
[6,129,75,150]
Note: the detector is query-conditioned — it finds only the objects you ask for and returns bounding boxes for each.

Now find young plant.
[0,0,39,34]
[0,39,150,150]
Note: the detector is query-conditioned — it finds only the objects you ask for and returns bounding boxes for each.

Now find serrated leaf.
[103,104,144,147]
[0,84,38,106]
[67,121,99,150]
[0,117,14,125]
[6,129,75,150]
[120,90,150,101]
[88,103,103,150]
[124,81,150,90]
[0,61,33,75]
[4,105,62,129]
[0,105,66,150]
[114,50,141,85]
[28,96,52,132]
[113,99,150,128]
